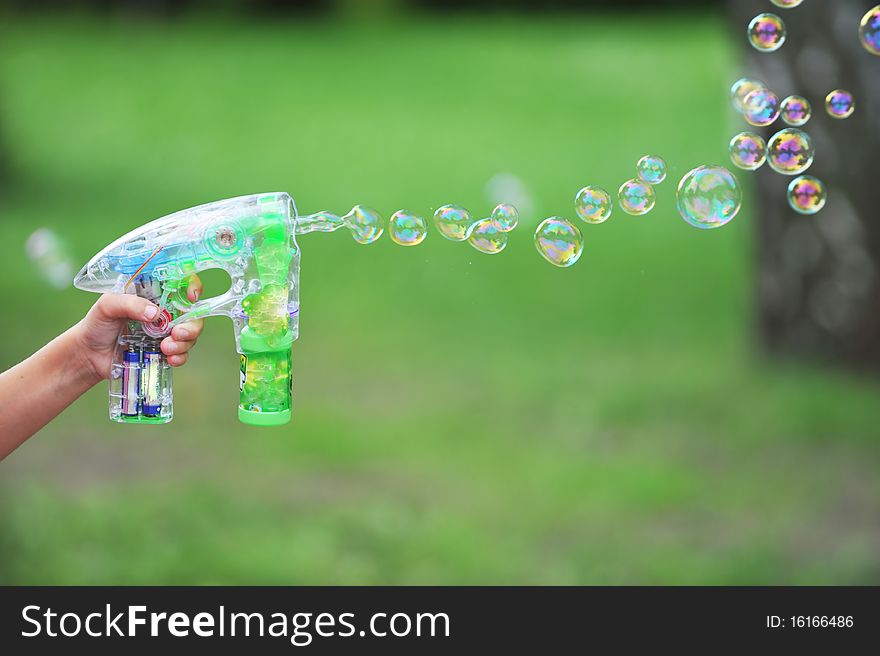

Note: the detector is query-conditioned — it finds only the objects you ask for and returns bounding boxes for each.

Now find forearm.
[0,325,97,460]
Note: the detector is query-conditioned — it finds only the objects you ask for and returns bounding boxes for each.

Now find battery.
[141,350,163,417]
[121,349,140,416]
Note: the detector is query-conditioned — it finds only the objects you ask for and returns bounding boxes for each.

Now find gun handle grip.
[108,322,173,424]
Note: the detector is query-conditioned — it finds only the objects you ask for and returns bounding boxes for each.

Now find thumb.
[91,293,159,324]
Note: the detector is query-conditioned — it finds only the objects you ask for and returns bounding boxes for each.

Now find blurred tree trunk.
[729,0,880,372]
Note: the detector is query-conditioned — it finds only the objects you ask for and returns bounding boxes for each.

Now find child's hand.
[73,276,204,386]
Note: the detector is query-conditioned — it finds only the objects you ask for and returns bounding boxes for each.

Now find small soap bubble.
[729,132,767,171]
[748,13,786,52]
[676,166,742,229]
[468,218,508,254]
[780,95,811,126]
[389,210,427,246]
[767,128,814,175]
[787,175,827,215]
[433,204,474,241]
[825,89,855,119]
[770,0,803,8]
[491,203,519,232]
[730,77,767,113]
[618,179,656,216]
[25,228,73,289]
[637,155,667,184]
[743,88,780,126]
[575,185,613,224]
[534,217,583,268]
[860,5,880,56]
[343,205,384,244]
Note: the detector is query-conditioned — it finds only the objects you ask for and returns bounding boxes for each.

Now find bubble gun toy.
[74,192,301,426]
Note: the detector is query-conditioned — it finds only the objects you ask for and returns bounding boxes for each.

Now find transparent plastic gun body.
[74,192,300,426]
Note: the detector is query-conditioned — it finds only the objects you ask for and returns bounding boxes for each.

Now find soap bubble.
[729,132,767,171]
[860,5,880,55]
[25,228,73,289]
[770,0,803,8]
[468,218,508,254]
[780,95,811,126]
[491,203,519,232]
[748,13,786,52]
[618,179,656,216]
[343,205,384,244]
[433,204,474,241]
[767,128,814,175]
[787,175,827,215]
[389,210,427,246]
[575,185,613,224]
[730,77,767,113]
[637,155,667,184]
[743,88,780,126]
[676,166,742,229]
[825,89,855,119]
[534,217,583,268]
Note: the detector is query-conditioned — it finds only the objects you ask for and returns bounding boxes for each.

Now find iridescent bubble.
[729,132,767,171]
[767,128,814,175]
[491,203,519,232]
[787,175,827,215]
[743,88,780,127]
[730,77,767,113]
[637,155,667,184]
[860,5,880,56]
[770,0,803,8]
[389,210,427,246]
[617,179,656,216]
[534,217,583,268]
[748,13,786,52]
[343,205,384,244]
[433,204,474,241]
[574,185,613,224]
[468,218,508,254]
[676,166,742,230]
[780,95,811,126]
[825,89,855,119]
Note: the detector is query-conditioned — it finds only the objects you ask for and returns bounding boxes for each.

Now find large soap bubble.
[767,128,814,175]
[534,217,583,268]
[675,166,743,230]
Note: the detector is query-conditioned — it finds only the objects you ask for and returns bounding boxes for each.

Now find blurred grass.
[1,11,879,584]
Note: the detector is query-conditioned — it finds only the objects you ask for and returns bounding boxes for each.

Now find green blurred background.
[1,2,879,584]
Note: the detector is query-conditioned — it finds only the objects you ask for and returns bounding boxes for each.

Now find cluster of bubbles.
[291,3,880,267]
[730,3,880,216]
[298,201,521,256]
[728,76,826,214]
[618,155,666,216]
